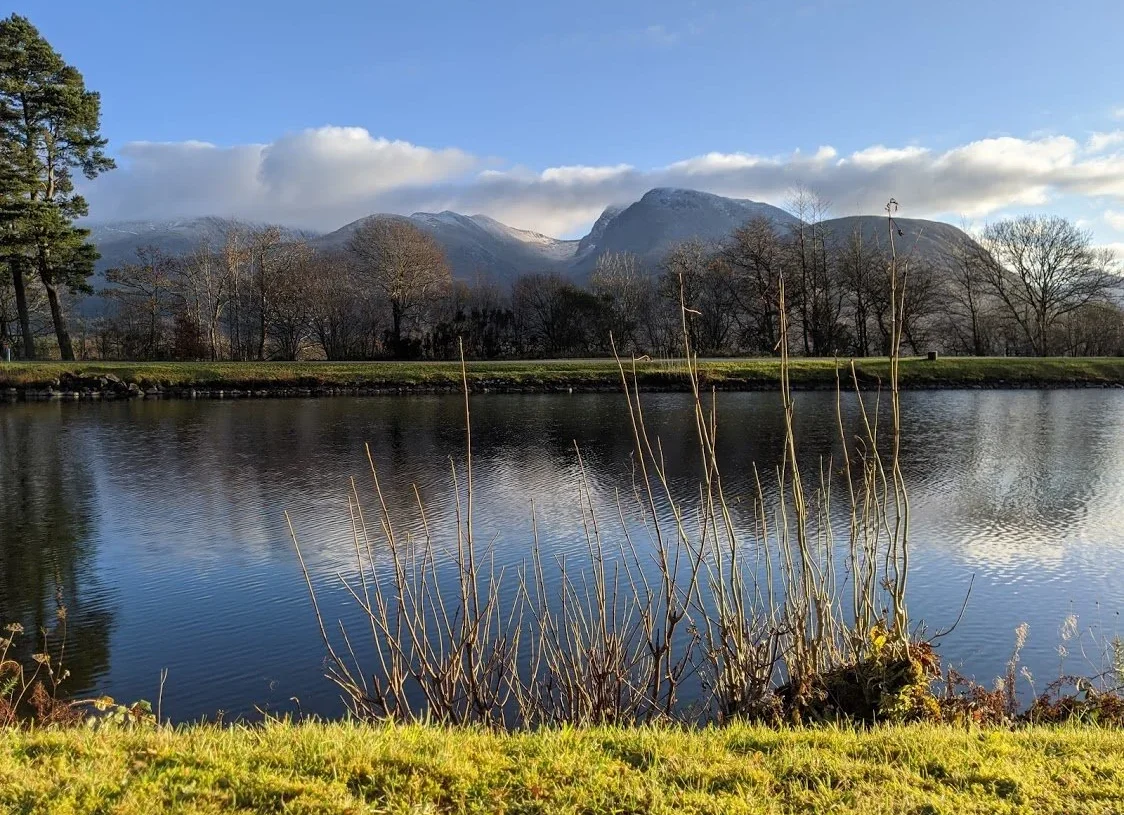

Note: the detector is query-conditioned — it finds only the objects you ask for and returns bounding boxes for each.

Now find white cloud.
[258,127,475,208]
[85,127,475,229]
[82,124,1124,238]
[540,164,633,184]
[1088,131,1124,153]
[845,145,929,168]
[1105,210,1124,231]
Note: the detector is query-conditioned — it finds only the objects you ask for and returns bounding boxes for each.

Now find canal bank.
[4,356,1124,400]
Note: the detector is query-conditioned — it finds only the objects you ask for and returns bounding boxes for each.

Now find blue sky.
[27,0,1124,242]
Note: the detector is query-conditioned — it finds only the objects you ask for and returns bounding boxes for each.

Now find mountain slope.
[572,188,800,275]
[311,211,579,283]
[86,218,313,272]
[818,215,969,263]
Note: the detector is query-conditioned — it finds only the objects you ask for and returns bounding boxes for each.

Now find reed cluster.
[289,203,938,727]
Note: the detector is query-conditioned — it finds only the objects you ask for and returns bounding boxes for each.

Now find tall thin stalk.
[292,204,916,725]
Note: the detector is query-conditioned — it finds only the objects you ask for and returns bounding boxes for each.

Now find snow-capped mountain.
[310,211,579,281]
[571,188,800,275]
[83,189,972,288]
[575,204,627,257]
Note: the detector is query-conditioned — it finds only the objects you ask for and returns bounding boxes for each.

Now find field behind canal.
[5,356,1124,394]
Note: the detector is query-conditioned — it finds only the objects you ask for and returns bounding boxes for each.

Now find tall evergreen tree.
[0,14,113,359]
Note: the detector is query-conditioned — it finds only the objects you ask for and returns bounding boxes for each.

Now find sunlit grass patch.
[2,722,1123,814]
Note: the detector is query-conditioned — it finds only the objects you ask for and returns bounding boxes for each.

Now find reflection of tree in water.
[71,389,1123,584]
[0,405,113,698]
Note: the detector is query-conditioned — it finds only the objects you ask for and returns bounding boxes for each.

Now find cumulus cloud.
[81,125,1124,238]
[85,127,475,229]
[1088,131,1124,153]
[1106,210,1124,231]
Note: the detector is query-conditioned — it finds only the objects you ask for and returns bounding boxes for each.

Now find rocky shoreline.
[4,370,1124,402]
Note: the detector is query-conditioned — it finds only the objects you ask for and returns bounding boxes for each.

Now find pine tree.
[0,14,113,359]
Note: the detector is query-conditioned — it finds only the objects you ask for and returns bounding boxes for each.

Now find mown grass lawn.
[3,356,1124,390]
[1,722,1122,813]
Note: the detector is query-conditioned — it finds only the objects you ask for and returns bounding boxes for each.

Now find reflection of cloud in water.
[902,391,1124,575]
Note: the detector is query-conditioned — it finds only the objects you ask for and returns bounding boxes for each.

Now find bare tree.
[1060,301,1124,356]
[835,226,880,356]
[513,272,604,357]
[942,230,997,356]
[590,251,654,354]
[221,230,252,360]
[347,218,451,356]
[660,240,739,356]
[432,276,516,359]
[307,252,370,359]
[978,215,1120,355]
[721,216,786,354]
[176,242,230,360]
[785,187,833,355]
[104,246,177,359]
[249,227,286,360]
[265,241,314,360]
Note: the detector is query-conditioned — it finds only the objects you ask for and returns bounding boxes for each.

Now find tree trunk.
[209,312,220,361]
[36,249,74,360]
[391,302,403,356]
[257,262,267,360]
[11,259,35,359]
[258,296,267,360]
[43,278,73,360]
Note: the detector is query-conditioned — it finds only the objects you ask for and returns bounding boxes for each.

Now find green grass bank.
[4,356,1124,396]
[1,722,1122,814]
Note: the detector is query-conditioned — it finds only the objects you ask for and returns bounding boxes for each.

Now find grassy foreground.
[4,356,1124,392]
[1,723,1122,814]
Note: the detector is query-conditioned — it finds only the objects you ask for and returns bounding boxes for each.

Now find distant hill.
[82,190,973,292]
[310,211,579,283]
[86,217,315,271]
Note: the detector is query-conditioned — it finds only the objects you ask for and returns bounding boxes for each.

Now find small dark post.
[926,351,939,361]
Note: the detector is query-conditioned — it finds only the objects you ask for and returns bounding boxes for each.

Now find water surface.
[2,391,1122,719]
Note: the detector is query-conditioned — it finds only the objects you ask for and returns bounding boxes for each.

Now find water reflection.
[0,405,114,697]
[0,390,1122,718]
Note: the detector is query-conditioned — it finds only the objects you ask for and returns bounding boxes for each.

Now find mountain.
[86,217,315,272]
[311,211,579,282]
[816,215,969,262]
[575,204,627,256]
[571,188,800,275]
[81,190,972,291]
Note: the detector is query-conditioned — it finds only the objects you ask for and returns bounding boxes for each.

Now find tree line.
[63,203,1121,362]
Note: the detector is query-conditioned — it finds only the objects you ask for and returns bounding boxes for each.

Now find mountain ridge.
[83,188,972,284]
